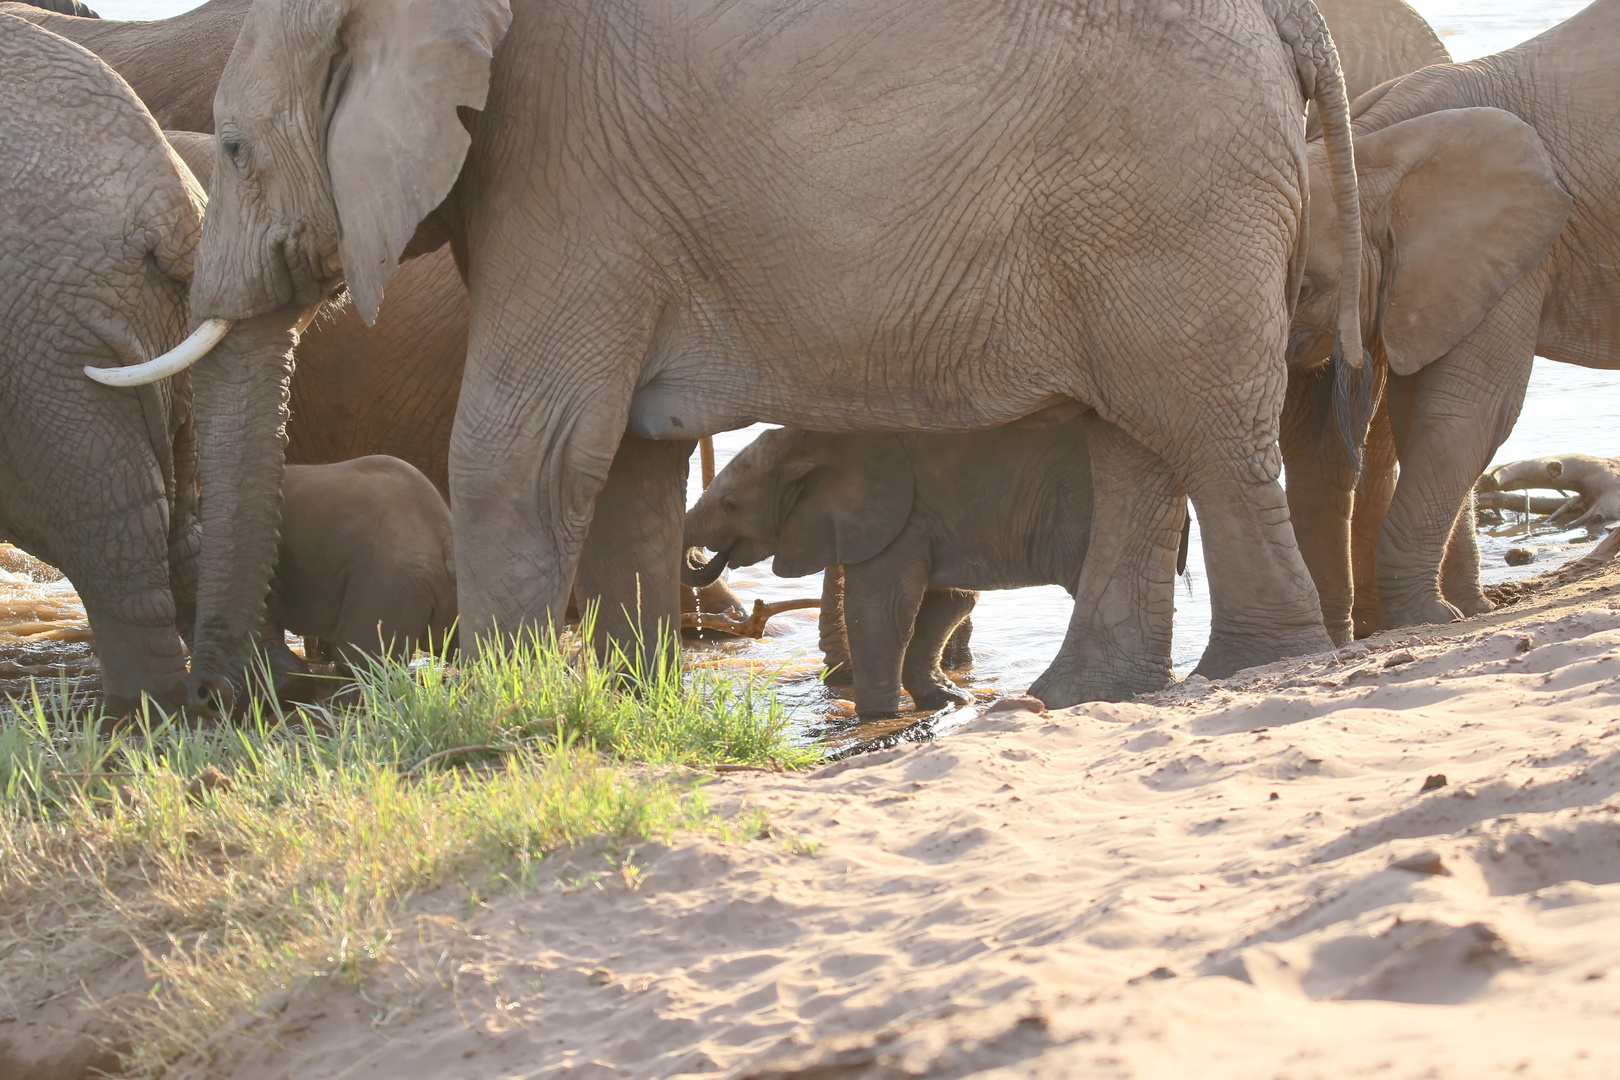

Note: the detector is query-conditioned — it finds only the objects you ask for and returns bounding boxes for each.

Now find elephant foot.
[1029,655,1169,708]
[908,680,973,712]
[1445,591,1494,618]
[1193,625,1334,681]
[1379,593,1464,630]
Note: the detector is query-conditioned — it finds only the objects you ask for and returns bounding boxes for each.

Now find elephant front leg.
[1030,416,1181,705]
[57,510,188,718]
[901,589,977,711]
[818,565,855,687]
[842,556,929,719]
[573,435,693,672]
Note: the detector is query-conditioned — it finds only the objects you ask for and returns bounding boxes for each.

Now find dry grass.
[0,626,816,1075]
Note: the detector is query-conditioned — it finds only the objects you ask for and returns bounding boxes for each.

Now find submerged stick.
[681,597,821,638]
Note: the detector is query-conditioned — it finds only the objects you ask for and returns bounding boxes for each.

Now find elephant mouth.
[681,544,733,588]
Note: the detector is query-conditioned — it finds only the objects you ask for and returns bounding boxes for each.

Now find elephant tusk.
[681,544,732,588]
[84,317,233,387]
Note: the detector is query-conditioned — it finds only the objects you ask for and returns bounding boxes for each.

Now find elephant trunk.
[185,312,301,715]
[681,545,732,589]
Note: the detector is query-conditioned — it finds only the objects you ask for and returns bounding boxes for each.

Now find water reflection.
[0,545,98,706]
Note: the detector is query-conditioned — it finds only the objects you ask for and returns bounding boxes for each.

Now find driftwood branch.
[1476,491,1581,515]
[681,597,821,638]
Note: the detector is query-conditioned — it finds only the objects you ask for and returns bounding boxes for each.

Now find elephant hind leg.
[1281,362,1358,645]
[573,436,694,675]
[1030,415,1182,705]
[940,613,973,671]
[1350,401,1397,638]
[902,589,977,711]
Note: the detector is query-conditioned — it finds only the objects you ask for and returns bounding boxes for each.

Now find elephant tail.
[1272,0,1374,477]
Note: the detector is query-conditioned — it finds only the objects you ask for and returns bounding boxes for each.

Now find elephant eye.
[722,495,740,514]
[220,132,247,172]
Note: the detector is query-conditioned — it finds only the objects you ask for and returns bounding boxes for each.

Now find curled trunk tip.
[682,545,731,588]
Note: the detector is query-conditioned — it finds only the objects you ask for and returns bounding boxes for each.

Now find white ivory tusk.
[83,317,234,387]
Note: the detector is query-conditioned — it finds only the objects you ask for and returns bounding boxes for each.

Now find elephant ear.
[327,0,511,324]
[1371,107,1570,375]
[772,435,914,579]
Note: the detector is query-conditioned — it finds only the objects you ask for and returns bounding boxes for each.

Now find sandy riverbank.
[13,557,1620,1078]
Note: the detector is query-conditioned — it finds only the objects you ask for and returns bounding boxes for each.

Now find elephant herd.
[0,0,1616,721]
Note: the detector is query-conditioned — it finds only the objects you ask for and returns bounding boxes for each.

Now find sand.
[16,560,1620,1077]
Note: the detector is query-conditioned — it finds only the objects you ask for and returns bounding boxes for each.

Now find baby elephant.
[266,456,458,674]
[685,421,1185,718]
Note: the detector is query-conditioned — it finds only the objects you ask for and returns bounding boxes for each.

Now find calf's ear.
[1368,107,1570,375]
[326,0,511,323]
[772,436,914,578]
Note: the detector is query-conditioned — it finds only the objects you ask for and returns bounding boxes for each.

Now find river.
[2,0,1607,741]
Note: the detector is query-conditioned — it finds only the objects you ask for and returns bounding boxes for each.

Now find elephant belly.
[627,376,751,440]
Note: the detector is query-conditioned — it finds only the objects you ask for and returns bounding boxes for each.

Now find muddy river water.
[1,1,1606,743]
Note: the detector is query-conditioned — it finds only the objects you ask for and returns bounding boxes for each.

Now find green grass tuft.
[0,625,817,1075]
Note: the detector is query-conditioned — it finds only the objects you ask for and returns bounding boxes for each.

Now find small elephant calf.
[685,421,1186,718]
[266,456,457,675]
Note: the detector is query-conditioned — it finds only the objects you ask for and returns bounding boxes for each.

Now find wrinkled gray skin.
[0,16,204,715]
[688,423,1113,719]
[264,457,457,676]
[185,0,1367,708]
[1287,0,1620,634]
[0,0,246,133]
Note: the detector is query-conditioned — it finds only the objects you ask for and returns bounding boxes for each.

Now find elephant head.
[1290,106,1572,375]
[190,0,511,325]
[96,0,511,712]
[684,430,915,582]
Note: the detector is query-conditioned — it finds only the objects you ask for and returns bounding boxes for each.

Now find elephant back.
[0,15,203,296]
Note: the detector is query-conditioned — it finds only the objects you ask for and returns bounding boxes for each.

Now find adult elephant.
[0,14,293,716]
[1286,0,1616,634]
[5,0,469,497]
[124,0,1367,711]
[806,0,1453,666]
